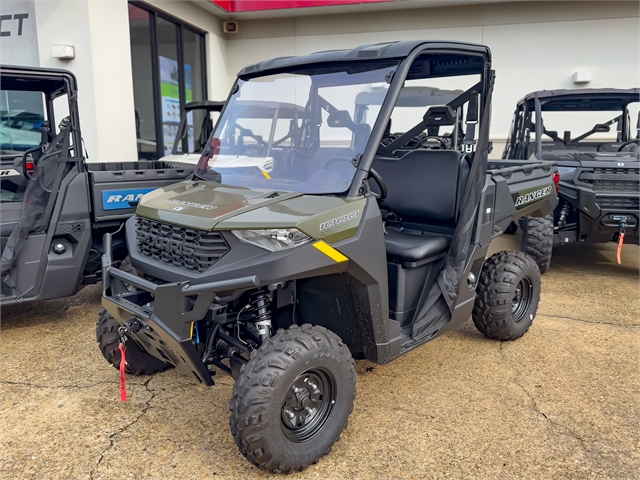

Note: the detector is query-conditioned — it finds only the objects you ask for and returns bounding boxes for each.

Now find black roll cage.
[349,47,490,197]
[503,90,640,158]
[170,101,225,155]
[204,43,492,198]
[1,65,84,168]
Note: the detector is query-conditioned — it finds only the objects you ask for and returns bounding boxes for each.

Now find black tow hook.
[118,318,145,339]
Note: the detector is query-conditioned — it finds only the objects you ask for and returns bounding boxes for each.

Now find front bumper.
[101,232,259,385]
[556,184,639,245]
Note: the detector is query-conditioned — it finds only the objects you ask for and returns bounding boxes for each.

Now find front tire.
[521,214,554,274]
[95,256,170,375]
[229,324,356,474]
[472,251,541,341]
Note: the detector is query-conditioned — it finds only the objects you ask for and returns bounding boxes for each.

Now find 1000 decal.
[319,210,360,231]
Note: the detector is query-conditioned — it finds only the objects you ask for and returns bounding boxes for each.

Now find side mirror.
[594,124,610,133]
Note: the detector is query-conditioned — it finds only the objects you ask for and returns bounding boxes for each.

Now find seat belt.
[463,92,478,153]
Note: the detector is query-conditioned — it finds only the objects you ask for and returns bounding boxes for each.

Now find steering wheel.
[617,140,640,152]
[418,136,448,149]
[368,168,387,200]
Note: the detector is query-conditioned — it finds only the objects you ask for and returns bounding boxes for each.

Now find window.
[129,5,157,160]
[0,90,45,152]
[128,2,207,160]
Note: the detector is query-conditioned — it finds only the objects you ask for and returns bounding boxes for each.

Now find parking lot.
[1,235,638,480]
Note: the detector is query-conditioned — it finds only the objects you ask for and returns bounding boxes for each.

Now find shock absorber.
[247,290,272,342]
[557,201,570,229]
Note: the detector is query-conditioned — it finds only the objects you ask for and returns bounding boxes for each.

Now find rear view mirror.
[424,105,455,126]
[327,110,353,128]
[594,124,610,133]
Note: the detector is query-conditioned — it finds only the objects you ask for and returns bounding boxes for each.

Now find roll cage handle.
[568,115,621,144]
[379,81,483,156]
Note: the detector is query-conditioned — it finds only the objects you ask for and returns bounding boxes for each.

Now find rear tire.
[229,324,356,473]
[96,309,172,375]
[521,214,554,274]
[472,251,541,341]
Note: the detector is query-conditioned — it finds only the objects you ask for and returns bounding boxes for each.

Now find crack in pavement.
[0,380,116,390]
[537,313,640,328]
[549,272,638,279]
[498,343,589,451]
[90,376,155,480]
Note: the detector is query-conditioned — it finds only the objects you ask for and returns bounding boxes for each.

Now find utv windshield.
[517,96,639,154]
[195,61,398,194]
[538,107,639,146]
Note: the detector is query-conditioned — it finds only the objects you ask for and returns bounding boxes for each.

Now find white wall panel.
[486,17,640,141]
[224,4,638,156]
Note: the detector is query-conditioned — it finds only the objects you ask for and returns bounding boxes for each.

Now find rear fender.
[490,161,558,231]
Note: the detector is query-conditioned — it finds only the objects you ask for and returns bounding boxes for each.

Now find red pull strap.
[617,232,625,265]
[119,343,127,402]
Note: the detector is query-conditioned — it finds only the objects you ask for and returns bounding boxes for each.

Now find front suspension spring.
[244,290,272,341]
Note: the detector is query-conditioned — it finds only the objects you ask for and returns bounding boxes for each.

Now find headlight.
[232,229,311,252]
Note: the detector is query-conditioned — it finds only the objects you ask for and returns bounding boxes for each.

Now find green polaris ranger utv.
[98,40,558,473]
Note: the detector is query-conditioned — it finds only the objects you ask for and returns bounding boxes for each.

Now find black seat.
[384,228,451,262]
[372,149,468,263]
[598,142,624,152]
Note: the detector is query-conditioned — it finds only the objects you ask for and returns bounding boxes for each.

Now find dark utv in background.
[503,88,639,271]
[0,66,192,306]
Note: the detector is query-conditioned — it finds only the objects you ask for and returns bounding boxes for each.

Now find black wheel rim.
[512,276,533,322]
[281,368,336,443]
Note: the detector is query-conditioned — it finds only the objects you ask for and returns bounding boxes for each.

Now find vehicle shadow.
[550,242,639,278]
[490,232,639,277]
[0,285,102,331]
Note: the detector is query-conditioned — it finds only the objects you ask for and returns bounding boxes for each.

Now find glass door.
[128,2,207,160]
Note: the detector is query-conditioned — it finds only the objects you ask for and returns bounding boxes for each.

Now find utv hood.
[135,181,302,230]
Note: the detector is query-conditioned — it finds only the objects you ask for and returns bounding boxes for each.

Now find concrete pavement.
[1,237,638,479]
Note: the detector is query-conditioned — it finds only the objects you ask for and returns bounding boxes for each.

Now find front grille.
[135,217,229,272]
[595,196,640,209]
[578,168,640,192]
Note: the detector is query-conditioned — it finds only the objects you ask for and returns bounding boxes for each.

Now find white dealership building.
[1,0,638,162]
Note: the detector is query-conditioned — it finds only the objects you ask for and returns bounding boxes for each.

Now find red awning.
[212,0,393,13]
